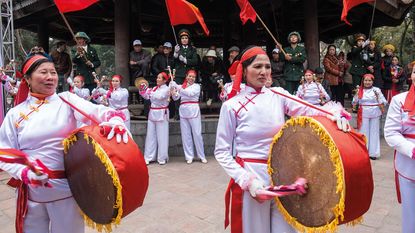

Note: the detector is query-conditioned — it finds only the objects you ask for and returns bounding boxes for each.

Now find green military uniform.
[72,32,101,91]
[349,46,367,87]
[173,45,199,84]
[280,44,307,94]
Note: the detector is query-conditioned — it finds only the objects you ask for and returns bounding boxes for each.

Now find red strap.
[15,183,27,233]
[180,101,199,105]
[270,89,333,116]
[59,96,99,125]
[224,156,268,232]
[403,134,415,139]
[359,104,383,106]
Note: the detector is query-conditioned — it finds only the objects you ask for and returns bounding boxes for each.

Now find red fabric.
[311,116,373,223]
[59,96,100,125]
[403,85,415,116]
[235,0,257,25]
[228,47,267,99]
[54,0,99,13]
[341,0,374,25]
[182,70,197,89]
[224,156,267,233]
[165,0,210,36]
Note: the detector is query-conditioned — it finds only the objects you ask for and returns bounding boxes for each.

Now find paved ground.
[0,138,401,233]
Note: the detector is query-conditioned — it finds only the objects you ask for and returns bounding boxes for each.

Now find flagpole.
[58,11,78,43]
[255,14,287,56]
[165,0,179,45]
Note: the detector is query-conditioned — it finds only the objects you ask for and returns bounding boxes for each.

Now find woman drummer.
[384,61,415,233]
[0,55,129,233]
[353,73,387,160]
[296,69,330,106]
[106,74,130,129]
[214,46,350,233]
[139,71,170,165]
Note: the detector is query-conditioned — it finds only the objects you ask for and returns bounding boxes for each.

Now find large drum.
[63,125,149,232]
[269,116,373,232]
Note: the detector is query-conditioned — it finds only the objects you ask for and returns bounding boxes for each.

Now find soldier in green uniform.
[173,29,199,84]
[278,31,307,94]
[72,32,101,91]
[349,33,369,88]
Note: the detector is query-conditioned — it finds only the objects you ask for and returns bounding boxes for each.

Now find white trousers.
[399,175,415,233]
[180,116,205,161]
[144,119,169,163]
[24,197,84,233]
[360,117,380,158]
[242,162,297,233]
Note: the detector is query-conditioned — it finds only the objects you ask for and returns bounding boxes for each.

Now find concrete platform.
[0,138,402,233]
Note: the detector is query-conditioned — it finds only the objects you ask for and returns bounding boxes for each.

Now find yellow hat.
[382,44,395,53]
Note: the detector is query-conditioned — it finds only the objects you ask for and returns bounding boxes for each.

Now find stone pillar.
[303,0,319,69]
[114,0,130,87]
[37,20,49,53]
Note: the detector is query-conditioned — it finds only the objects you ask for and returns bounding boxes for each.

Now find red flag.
[165,0,210,36]
[54,0,99,13]
[235,0,257,25]
[341,0,374,26]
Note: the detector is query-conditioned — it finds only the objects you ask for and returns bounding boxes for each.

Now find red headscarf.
[357,73,375,129]
[182,69,196,89]
[152,72,169,92]
[14,55,48,105]
[304,69,314,76]
[106,74,123,99]
[228,47,267,99]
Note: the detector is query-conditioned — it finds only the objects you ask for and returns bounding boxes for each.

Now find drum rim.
[63,131,124,230]
[267,116,359,232]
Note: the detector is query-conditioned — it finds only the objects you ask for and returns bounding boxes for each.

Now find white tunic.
[352,87,387,118]
[72,87,90,100]
[140,84,170,121]
[219,82,246,102]
[384,92,415,180]
[296,82,330,105]
[215,86,321,187]
[171,81,201,119]
[0,92,115,202]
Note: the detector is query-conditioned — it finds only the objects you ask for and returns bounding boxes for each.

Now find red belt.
[8,170,66,233]
[224,156,268,233]
[116,106,128,111]
[360,104,382,106]
[403,134,415,139]
[180,101,199,105]
[150,106,168,110]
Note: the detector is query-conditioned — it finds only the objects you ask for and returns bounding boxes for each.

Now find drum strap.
[180,101,199,105]
[224,156,268,233]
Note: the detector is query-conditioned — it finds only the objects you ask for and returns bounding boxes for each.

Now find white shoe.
[145,160,149,165]
[186,159,193,164]
[201,158,208,164]
[206,98,212,106]
[158,160,166,165]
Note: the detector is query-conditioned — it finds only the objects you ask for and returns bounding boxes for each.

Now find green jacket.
[280,45,307,82]
[72,45,101,85]
[349,46,367,77]
[174,46,199,84]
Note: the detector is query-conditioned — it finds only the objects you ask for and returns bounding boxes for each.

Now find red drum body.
[269,116,373,232]
[63,125,149,231]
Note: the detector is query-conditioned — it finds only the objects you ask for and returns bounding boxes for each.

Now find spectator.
[384,55,406,103]
[27,46,52,60]
[50,41,72,92]
[278,31,307,94]
[381,44,396,95]
[129,39,151,84]
[349,33,369,87]
[200,49,224,105]
[151,42,174,81]
[323,44,344,105]
[340,52,354,99]
[314,67,331,97]
[270,48,285,88]
[224,46,240,82]
[366,41,383,88]
[72,31,101,92]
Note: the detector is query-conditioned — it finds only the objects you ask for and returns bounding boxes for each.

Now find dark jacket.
[72,45,101,85]
[367,49,383,88]
[151,53,174,76]
[280,45,307,82]
[383,64,406,91]
[174,45,199,84]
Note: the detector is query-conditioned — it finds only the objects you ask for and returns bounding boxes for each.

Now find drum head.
[64,132,118,224]
[270,120,339,227]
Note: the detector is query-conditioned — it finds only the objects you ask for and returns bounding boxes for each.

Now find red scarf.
[403,84,415,117]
